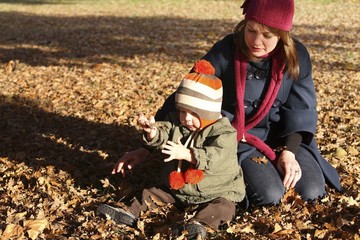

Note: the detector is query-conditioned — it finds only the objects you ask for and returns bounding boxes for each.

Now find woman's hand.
[138,114,157,140]
[112,148,150,177]
[276,150,302,189]
[162,138,192,163]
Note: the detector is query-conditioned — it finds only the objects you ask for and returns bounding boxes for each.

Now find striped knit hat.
[175,60,223,128]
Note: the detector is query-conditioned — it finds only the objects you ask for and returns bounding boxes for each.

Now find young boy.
[97,60,245,240]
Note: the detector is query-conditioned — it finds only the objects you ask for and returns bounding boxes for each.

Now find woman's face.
[178,108,201,131]
[244,20,280,57]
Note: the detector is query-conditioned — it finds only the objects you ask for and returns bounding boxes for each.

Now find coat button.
[246,71,254,80]
[254,70,266,79]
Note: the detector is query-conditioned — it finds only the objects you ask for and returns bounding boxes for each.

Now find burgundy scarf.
[231,48,285,160]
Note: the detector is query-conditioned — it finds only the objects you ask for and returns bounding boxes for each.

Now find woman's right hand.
[276,150,302,189]
[112,147,150,177]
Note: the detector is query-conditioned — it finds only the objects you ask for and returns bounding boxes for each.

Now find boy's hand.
[138,114,157,140]
[112,148,150,177]
[162,138,192,163]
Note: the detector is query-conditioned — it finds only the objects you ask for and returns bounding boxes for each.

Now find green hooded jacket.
[143,112,246,205]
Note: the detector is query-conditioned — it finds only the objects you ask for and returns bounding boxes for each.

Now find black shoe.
[96,204,136,227]
[172,221,207,240]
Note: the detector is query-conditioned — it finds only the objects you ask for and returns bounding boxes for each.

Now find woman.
[112,0,342,207]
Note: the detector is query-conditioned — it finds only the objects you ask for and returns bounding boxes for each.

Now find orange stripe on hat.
[185,73,222,91]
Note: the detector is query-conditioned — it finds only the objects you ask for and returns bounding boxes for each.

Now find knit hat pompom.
[242,0,294,31]
[193,60,216,75]
[175,60,223,128]
[169,171,186,190]
[184,167,204,184]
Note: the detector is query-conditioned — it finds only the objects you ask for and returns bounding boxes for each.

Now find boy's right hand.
[138,114,157,140]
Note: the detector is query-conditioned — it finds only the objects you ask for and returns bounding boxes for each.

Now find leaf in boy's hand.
[100,178,115,190]
[251,156,268,164]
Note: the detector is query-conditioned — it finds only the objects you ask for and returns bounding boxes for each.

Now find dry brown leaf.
[238,224,255,234]
[295,220,313,230]
[251,156,268,164]
[339,196,359,206]
[314,229,328,239]
[323,222,337,231]
[1,224,24,240]
[333,147,347,158]
[5,211,27,224]
[272,223,282,233]
[282,188,301,203]
[100,178,115,190]
[23,219,48,237]
[5,60,16,74]
[348,146,359,155]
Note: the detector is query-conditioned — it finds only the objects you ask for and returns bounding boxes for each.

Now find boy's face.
[178,107,201,131]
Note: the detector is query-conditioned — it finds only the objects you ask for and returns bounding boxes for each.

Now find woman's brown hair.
[233,20,299,80]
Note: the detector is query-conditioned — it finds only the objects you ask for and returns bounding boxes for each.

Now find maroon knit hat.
[241,0,294,31]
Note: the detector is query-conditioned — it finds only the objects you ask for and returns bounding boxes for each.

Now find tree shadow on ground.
[0,94,144,189]
[0,12,233,67]
[0,11,358,71]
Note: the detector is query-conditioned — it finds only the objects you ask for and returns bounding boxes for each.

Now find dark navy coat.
[156,34,342,192]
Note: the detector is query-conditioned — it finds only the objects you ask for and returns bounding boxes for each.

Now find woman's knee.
[295,147,327,201]
[249,185,285,206]
[296,183,326,201]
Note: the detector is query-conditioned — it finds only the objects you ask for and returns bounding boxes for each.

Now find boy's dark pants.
[125,186,236,229]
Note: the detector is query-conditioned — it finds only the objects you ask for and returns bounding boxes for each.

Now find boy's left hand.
[162,138,192,163]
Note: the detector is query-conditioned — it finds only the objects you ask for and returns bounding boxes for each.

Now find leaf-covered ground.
[0,0,359,239]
